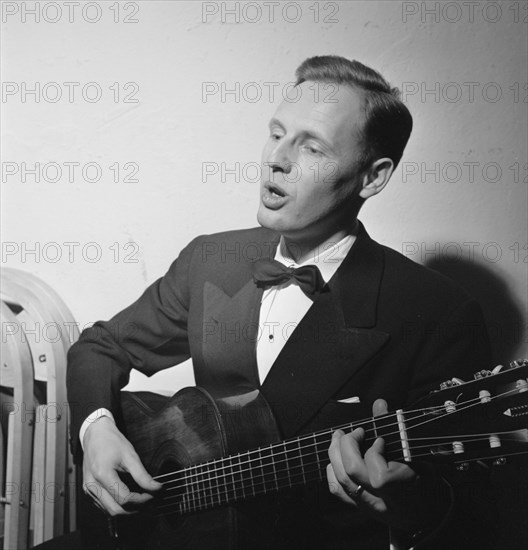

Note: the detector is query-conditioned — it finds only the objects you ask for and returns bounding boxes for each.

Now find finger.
[326,463,358,507]
[83,478,132,516]
[328,428,372,500]
[364,438,415,492]
[328,429,345,467]
[125,452,163,493]
[328,430,355,485]
[97,484,135,516]
[338,429,369,484]
[94,465,153,510]
[372,399,388,417]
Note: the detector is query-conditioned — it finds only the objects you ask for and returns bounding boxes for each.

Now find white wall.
[2,1,526,392]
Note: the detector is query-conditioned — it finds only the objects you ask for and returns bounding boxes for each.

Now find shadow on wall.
[427,254,528,550]
[425,255,525,365]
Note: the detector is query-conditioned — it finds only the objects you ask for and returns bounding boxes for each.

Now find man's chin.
[257,207,281,232]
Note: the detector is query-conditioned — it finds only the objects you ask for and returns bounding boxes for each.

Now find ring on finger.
[347,484,365,498]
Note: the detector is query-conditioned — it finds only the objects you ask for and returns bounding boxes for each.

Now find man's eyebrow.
[268,117,284,129]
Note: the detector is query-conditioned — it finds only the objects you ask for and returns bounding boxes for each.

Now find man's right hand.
[82,416,162,516]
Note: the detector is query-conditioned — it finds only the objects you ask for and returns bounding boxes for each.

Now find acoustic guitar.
[92,359,528,549]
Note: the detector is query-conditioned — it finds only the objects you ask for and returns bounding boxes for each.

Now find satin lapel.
[261,224,390,438]
[201,280,263,388]
[201,233,279,388]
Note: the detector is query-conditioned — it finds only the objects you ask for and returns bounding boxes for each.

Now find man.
[65,56,493,549]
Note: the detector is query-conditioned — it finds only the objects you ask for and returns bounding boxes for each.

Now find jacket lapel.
[200,232,280,389]
[261,224,390,437]
[201,279,263,388]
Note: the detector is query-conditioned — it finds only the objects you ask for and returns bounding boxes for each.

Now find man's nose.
[265,141,295,174]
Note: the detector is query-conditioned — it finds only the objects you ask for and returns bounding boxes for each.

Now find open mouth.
[265,182,286,197]
[262,182,288,210]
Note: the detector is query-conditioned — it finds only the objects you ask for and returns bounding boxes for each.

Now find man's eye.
[270,133,282,141]
[303,144,321,155]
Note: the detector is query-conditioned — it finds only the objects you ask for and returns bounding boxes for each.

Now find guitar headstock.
[408,359,528,469]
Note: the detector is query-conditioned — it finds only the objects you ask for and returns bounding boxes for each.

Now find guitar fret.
[283,441,292,488]
[194,464,203,512]
[227,454,236,503]
[297,438,306,485]
[258,447,266,494]
[214,460,222,506]
[193,468,199,512]
[245,450,256,497]
[200,464,207,510]
[313,433,323,481]
[186,468,192,513]
[183,470,189,512]
[270,445,279,491]
[235,453,245,500]
[258,444,277,494]
[194,465,202,512]
[206,461,215,508]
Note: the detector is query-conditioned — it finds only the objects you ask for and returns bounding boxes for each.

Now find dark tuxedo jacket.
[67,223,494,549]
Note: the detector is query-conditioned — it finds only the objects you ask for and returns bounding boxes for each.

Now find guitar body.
[113,387,280,550]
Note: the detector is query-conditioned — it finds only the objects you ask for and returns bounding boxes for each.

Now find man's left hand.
[327,398,450,533]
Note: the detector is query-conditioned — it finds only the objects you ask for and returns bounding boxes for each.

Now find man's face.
[257,81,366,245]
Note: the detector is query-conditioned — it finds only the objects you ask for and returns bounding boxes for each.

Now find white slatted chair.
[0,269,79,548]
[0,300,35,550]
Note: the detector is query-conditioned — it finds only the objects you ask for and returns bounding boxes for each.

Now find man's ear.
[358,158,394,200]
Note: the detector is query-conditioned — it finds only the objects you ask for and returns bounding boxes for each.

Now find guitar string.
[154,445,528,515]
[156,449,528,516]
[151,407,427,489]
[156,426,526,506]
[151,385,521,490]
[151,400,456,487]
[397,428,527,442]
[154,383,518,487]
[383,429,527,454]
[151,403,452,484]
[155,442,528,515]
[156,463,325,513]
[152,386,522,495]
[157,429,524,505]
[151,390,517,498]
[154,374,528,509]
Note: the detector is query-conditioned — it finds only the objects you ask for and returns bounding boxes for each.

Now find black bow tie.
[252,259,327,299]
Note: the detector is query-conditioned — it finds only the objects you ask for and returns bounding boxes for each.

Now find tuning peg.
[479,390,491,404]
[489,434,501,448]
[493,457,507,466]
[440,377,464,390]
[474,369,492,380]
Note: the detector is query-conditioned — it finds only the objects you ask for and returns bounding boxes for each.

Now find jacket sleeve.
[66,236,201,460]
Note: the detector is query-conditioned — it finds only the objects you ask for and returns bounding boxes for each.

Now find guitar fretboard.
[155,416,401,515]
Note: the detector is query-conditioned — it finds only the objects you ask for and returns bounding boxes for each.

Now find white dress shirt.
[256,233,356,383]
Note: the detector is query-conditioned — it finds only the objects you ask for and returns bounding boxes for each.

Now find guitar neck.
[155,416,398,515]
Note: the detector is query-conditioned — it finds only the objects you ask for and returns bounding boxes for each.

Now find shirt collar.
[275,233,356,283]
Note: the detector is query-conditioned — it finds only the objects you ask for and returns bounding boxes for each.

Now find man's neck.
[281,220,359,264]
